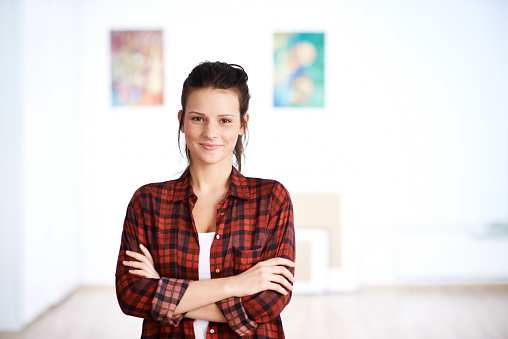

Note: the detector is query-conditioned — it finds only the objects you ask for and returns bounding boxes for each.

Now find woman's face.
[179,87,248,168]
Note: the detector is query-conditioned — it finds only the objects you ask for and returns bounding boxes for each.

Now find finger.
[126,264,158,277]
[123,261,148,270]
[274,258,295,267]
[267,282,289,295]
[128,269,155,279]
[256,267,293,292]
[139,244,155,264]
[126,250,149,263]
[125,250,142,259]
[260,265,295,284]
[262,257,295,268]
[271,273,294,291]
[276,266,295,283]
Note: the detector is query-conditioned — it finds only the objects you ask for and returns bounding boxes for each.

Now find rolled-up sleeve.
[216,296,258,335]
[151,277,190,325]
[217,183,295,335]
[115,189,191,326]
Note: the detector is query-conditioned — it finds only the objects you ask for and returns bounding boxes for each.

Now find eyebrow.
[188,111,236,117]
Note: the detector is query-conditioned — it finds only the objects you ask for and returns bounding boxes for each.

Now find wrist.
[222,276,238,298]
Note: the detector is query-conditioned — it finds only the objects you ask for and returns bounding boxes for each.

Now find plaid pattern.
[115,167,295,338]
[152,278,190,325]
[217,297,257,335]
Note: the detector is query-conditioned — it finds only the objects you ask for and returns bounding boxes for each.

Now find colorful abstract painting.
[274,33,325,107]
[111,30,163,106]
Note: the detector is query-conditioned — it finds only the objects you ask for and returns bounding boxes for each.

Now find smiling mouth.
[200,143,222,151]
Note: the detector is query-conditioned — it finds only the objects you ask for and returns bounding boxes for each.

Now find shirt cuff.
[216,297,257,335]
[151,277,190,326]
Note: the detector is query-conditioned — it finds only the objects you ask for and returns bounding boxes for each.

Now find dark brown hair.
[178,61,250,171]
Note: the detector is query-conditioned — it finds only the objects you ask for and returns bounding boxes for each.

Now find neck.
[188,161,232,196]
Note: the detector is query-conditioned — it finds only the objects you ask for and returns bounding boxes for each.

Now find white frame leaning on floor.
[293,228,330,294]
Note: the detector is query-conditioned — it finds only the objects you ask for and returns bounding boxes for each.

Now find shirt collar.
[171,166,251,202]
[229,166,251,200]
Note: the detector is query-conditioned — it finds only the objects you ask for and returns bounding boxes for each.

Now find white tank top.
[193,232,215,339]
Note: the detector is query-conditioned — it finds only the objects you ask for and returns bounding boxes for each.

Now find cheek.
[183,124,200,139]
[227,138,241,152]
[227,129,241,144]
[183,129,200,148]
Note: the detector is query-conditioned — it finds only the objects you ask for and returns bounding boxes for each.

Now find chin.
[191,154,226,166]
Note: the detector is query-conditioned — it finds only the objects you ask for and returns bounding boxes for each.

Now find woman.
[116,61,295,338]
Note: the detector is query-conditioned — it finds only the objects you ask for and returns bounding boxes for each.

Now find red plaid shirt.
[115,167,295,338]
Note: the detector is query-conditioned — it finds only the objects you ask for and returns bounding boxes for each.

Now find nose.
[203,121,218,139]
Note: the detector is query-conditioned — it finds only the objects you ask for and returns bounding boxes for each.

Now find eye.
[220,118,231,124]
[191,117,204,122]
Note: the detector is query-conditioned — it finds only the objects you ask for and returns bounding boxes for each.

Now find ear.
[178,110,184,133]
[239,113,249,136]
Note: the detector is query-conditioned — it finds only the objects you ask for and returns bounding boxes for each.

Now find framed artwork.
[274,33,325,108]
[111,30,164,106]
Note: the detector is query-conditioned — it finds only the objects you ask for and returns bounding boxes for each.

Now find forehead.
[185,88,240,114]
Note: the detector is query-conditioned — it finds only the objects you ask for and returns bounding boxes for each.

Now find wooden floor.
[1,285,508,339]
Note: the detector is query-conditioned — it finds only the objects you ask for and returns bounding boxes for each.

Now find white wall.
[360,230,508,285]
[19,0,82,325]
[0,0,23,330]
[341,0,508,284]
[0,0,82,331]
[338,0,508,230]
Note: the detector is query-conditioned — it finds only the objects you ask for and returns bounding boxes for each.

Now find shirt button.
[216,234,220,240]
[220,212,224,216]
[215,269,220,274]
[210,329,215,334]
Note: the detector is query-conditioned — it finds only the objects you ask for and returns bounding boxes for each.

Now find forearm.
[116,273,159,319]
[184,303,227,323]
[241,289,292,324]
[174,277,234,315]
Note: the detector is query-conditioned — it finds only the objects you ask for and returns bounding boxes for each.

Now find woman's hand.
[229,257,295,297]
[123,244,160,279]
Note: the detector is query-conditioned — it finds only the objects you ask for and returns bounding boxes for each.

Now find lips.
[199,143,222,151]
